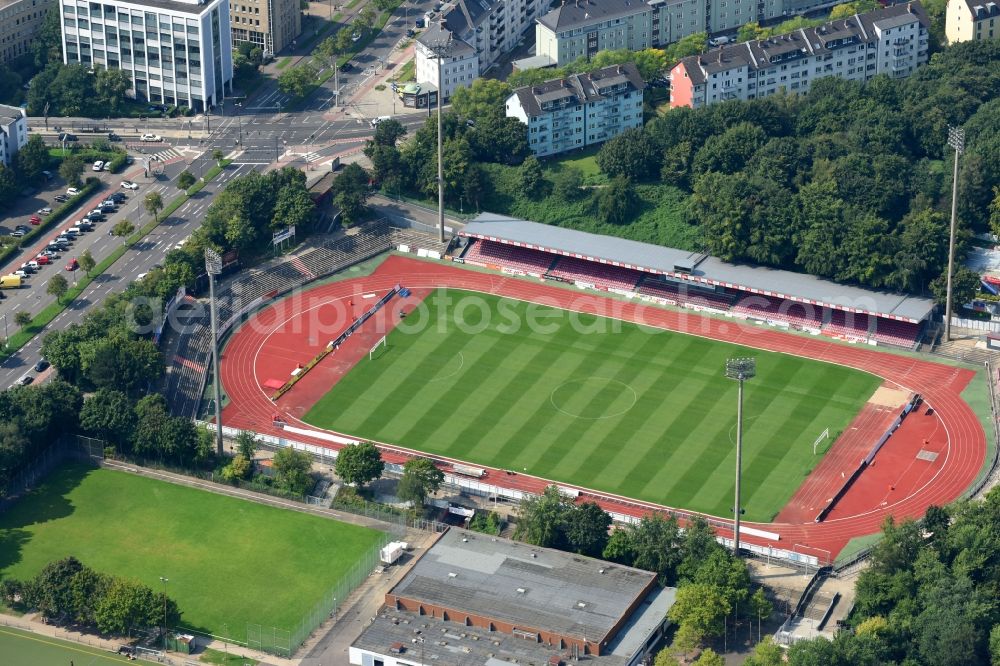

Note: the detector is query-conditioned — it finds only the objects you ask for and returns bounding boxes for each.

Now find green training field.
[0,464,385,645]
[304,289,881,521]
[0,626,132,666]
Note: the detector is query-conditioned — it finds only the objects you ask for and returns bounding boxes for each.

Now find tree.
[212,149,224,165]
[273,447,315,495]
[79,389,136,445]
[32,10,63,69]
[355,4,377,32]
[743,636,784,666]
[595,176,636,225]
[468,114,529,165]
[235,430,258,463]
[668,583,730,649]
[450,78,512,122]
[332,162,372,226]
[334,441,384,488]
[277,61,317,98]
[552,166,583,200]
[93,577,171,636]
[519,155,545,198]
[177,170,196,190]
[27,556,85,619]
[315,36,341,68]
[79,250,96,276]
[13,310,31,329]
[596,127,659,181]
[396,457,445,507]
[111,219,136,242]
[514,485,572,549]
[653,649,681,666]
[694,648,725,666]
[144,191,164,222]
[93,67,131,115]
[221,453,251,482]
[272,186,316,231]
[371,118,407,147]
[737,21,769,42]
[15,135,51,183]
[81,336,163,396]
[47,274,69,302]
[563,501,611,557]
[0,164,17,207]
[988,185,1000,241]
[750,586,773,642]
[931,266,981,314]
[58,155,86,187]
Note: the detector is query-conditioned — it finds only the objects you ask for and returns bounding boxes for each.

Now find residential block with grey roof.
[669,2,930,109]
[505,62,644,156]
[349,528,675,666]
[0,103,27,168]
[946,0,999,42]
[414,0,546,100]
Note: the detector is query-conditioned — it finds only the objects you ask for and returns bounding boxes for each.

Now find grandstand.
[161,221,394,417]
[459,214,934,349]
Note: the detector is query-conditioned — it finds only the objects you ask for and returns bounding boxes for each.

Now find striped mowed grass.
[304,290,880,521]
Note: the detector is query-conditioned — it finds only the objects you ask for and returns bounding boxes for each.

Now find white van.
[370,115,391,128]
[67,226,82,235]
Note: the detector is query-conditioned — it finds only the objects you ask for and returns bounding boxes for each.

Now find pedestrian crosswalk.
[144,147,184,163]
[300,151,322,163]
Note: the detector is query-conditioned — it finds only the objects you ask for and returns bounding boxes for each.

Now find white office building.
[59,0,233,112]
[0,104,28,167]
[669,2,930,109]
[414,0,547,100]
[506,62,645,157]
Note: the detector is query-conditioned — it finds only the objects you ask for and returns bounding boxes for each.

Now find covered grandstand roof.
[461,214,936,323]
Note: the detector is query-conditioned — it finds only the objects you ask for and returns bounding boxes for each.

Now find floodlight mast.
[205,249,224,456]
[725,357,756,557]
[944,126,965,342]
[423,19,453,244]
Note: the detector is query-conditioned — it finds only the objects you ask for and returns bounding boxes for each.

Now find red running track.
[218,256,986,560]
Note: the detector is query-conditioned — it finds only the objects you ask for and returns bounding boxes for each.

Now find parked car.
[65,258,78,271]
[87,212,106,221]
[34,359,50,372]
[11,230,25,238]
[78,222,94,231]
[339,61,354,72]
[37,207,53,215]
[110,192,128,202]
[34,255,50,265]
[12,270,29,278]
[140,133,162,142]
[29,215,42,225]
[108,132,121,142]
[121,181,138,190]
[92,160,104,172]
[40,249,59,258]
[66,187,80,196]
[18,263,35,274]
[54,194,69,203]
[15,225,30,232]
[58,133,77,142]
[14,374,33,387]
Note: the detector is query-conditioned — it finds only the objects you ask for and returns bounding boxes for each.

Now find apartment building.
[59,0,233,112]
[0,104,28,167]
[414,20,479,100]
[1,0,54,64]
[946,0,999,42]
[534,0,849,67]
[669,2,929,109]
[506,62,644,156]
[229,0,299,55]
[413,0,547,100]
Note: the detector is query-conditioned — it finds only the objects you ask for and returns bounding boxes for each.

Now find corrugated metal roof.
[461,214,935,322]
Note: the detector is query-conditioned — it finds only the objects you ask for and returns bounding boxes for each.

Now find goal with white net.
[369,335,387,360]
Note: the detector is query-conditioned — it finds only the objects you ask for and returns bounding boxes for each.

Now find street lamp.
[159,576,169,648]
[944,126,965,342]
[205,248,224,457]
[423,18,453,244]
[725,357,756,557]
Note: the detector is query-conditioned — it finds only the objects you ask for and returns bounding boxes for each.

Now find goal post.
[369,335,387,360]
[812,427,830,455]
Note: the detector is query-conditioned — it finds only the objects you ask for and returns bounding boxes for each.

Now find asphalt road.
[0,161,263,389]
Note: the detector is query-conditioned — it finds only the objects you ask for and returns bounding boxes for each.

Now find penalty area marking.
[549,377,638,420]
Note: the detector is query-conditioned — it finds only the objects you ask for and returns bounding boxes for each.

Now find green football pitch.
[0,626,132,666]
[0,464,385,645]
[304,289,882,521]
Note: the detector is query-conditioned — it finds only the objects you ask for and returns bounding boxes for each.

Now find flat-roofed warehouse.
[350,528,676,666]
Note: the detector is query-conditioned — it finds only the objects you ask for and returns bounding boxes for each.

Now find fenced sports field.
[304,289,882,522]
[0,464,385,652]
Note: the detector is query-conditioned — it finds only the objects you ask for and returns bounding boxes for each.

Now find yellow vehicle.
[0,274,23,289]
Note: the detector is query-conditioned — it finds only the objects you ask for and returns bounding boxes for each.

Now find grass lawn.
[0,465,385,644]
[0,625,131,665]
[542,145,605,184]
[303,290,881,522]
